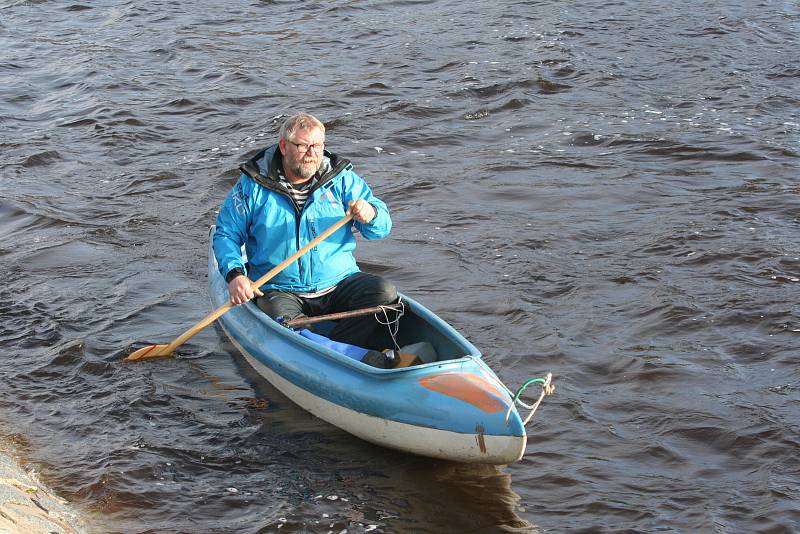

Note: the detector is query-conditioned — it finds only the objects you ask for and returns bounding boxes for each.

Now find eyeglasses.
[289,141,325,153]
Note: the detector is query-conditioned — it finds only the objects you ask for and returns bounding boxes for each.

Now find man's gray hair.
[279,112,325,141]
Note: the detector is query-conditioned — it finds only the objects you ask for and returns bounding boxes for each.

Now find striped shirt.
[278,173,316,211]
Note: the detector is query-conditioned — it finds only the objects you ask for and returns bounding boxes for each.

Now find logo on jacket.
[233,183,246,216]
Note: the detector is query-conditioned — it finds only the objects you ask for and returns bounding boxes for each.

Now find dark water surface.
[1,1,799,532]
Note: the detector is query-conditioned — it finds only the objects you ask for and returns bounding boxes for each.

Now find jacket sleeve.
[213,176,252,279]
[343,169,392,240]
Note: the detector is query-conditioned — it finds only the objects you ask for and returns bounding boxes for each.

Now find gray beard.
[291,161,319,181]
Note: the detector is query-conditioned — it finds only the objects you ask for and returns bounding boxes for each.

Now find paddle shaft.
[159,214,354,354]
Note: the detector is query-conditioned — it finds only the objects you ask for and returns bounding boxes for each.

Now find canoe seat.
[393,352,423,368]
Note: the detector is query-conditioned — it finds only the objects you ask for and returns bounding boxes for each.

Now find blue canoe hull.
[208,244,527,464]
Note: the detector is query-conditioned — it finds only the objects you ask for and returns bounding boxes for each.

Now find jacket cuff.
[225,267,245,283]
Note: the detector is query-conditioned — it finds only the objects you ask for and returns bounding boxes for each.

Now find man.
[212,112,397,354]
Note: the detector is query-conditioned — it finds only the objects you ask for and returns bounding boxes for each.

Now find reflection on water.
[384,461,540,533]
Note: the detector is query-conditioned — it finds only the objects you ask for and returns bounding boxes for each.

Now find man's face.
[279,126,325,182]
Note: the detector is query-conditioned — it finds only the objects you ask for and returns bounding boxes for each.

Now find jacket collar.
[239,143,349,191]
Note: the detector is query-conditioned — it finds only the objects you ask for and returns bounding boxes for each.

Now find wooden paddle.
[126,213,354,361]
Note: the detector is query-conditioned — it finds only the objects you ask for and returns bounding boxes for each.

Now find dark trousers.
[256,272,397,350]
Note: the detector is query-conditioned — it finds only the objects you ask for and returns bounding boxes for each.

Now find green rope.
[512,377,549,406]
[505,372,555,426]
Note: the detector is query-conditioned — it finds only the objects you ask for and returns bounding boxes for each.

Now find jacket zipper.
[239,150,352,289]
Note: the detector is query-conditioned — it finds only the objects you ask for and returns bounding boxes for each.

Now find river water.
[1,1,799,532]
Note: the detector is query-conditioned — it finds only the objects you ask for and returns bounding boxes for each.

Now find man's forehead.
[292,126,324,140]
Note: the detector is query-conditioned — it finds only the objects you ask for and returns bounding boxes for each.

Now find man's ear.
[278,138,287,155]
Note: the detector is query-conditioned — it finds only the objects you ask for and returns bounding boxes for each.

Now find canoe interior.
[303,298,474,362]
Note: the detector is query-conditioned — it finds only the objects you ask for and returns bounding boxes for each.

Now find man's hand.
[348,199,376,224]
[228,275,263,305]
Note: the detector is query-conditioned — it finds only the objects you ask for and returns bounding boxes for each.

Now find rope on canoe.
[374,297,406,351]
[504,372,555,426]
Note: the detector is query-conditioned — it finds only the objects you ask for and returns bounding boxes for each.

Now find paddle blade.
[126,344,173,362]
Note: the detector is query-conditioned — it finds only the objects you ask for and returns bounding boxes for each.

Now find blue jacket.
[213,144,392,293]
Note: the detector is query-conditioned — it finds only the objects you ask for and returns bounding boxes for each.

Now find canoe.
[208,232,547,464]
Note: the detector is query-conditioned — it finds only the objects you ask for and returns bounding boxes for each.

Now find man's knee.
[341,272,397,306]
[374,278,397,305]
[359,274,397,305]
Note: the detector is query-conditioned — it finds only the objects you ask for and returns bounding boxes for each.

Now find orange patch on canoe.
[419,373,506,413]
